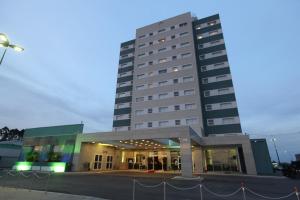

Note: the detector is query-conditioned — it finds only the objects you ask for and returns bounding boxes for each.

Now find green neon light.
[15,162,32,171]
[14,162,66,173]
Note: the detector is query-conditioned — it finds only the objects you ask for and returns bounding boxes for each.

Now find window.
[148,72,154,76]
[199,55,205,60]
[182,64,192,69]
[158,69,167,74]
[149,61,153,65]
[93,155,102,170]
[170,26,175,30]
[173,79,178,84]
[136,97,144,102]
[159,58,167,63]
[175,120,181,125]
[135,123,143,129]
[135,110,143,116]
[138,53,145,58]
[174,91,179,96]
[209,31,218,36]
[148,83,153,88]
[158,38,166,43]
[159,81,168,86]
[159,121,169,127]
[201,66,207,71]
[207,21,216,26]
[148,122,152,127]
[179,32,189,37]
[205,104,212,111]
[220,102,232,109]
[119,82,127,87]
[159,93,168,99]
[183,76,193,83]
[158,28,165,33]
[149,41,153,46]
[216,75,227,81]
[197,35,203,39]
[148,108,152,113]
[139,43,146,48]
[181,42,189,47]
[186,118,197,125]
[173,67,179,72]
[149,51,153,55]
[159,107,168,112]
[184,89,194,96]
[218,88,230,95]
[148,96,153,100]
[138,63,145,68]
[172,45,176,49]
[223,117,235,124]
[137,74,145,79]
[185,103,195,110]
[182,53,191,59]
[198,44,204,49]
[204,91,210,97]
[210,40,220,45]
[119,72,127,77]
[212,50,222,55]
[149,32,153,36]
[172,55,177,60]
[158,48,166,52]
[139,35,145,39]
[136,85,145,90]
[179,22,187,27]
[215,62,224,66]
[195,25,201,30]
[118,92,127,97]
[207,119,214,126]
[121,54,128,58]
[106,156,113,169]
[174,105,180,111]
[202,78,208,84]
[122,46,129,49]
[171,35,176,39]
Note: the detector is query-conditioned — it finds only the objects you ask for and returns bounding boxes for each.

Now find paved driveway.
[0,171,299,200]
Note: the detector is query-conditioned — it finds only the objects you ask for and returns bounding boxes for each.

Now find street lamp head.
[0,33,9,42]
[9,44,24,52]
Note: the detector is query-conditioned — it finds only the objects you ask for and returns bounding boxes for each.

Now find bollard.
[132,179,135,200]
[199,184,203,200]
[241,182,246,200]
[163,181,166,200]
[295,187,299,200]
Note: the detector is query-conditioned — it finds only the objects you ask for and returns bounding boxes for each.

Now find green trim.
[0,144,22,149]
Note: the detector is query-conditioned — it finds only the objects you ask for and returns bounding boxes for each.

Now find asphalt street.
[0,171,299,200]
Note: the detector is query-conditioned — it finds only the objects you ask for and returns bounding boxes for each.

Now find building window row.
[120,52,134,59]
[207,116,240,126]
[198,39,224,49]
[205,101,237,111]
[137,22,188,40]
[200,62,229,72]
[197,29,222,40]
[114,126,130,131]
[135,103,196,116]
[121,44,134,51]
[135,76,194,91]
[199,50,226,60]
[118,71,133,78]
[114,114,131,120]
[135,89,195,102]
[136,52,192,68]
[202,74,231,84]
[195,19,220,30]
[115,102,131,109]
[134,117,198,130]
[117,81,132,88]
[137,32,190,49]
[119,61,133,69]
[203,87,234,97]
[117,91,132,98]
[137,41,191,57]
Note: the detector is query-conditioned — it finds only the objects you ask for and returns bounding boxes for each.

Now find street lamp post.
[0,33,24,65]
[271,137,281,165]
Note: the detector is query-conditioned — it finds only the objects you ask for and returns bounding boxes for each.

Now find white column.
[180,137,193,177]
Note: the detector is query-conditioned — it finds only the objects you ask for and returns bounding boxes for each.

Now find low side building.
[0,141,22,168]
[251,139,273,175]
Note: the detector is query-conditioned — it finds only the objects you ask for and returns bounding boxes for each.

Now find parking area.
[0,170,299,200]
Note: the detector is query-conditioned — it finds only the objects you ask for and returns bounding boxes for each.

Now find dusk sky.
[1,0,299,162]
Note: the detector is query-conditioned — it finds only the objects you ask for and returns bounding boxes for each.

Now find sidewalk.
[0,187,107,200]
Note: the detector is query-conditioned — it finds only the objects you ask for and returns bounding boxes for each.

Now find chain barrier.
[133,179,300,200]
[245,187,296,200]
